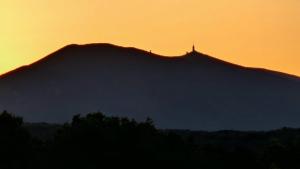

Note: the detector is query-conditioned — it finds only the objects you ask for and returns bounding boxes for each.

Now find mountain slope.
[0,43,300,130]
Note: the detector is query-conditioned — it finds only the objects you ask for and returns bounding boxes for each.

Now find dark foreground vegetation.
[1,111,300,169]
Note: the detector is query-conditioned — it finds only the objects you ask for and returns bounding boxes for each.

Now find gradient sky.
[1,0,300,76]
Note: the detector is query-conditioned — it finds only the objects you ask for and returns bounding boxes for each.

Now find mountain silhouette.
[0,43,300,130]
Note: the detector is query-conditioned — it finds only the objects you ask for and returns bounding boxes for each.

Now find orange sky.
[0,0,300,76]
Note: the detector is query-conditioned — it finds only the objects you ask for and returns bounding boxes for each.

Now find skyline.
[1,0,300,76]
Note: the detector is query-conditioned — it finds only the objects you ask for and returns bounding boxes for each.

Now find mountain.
[0,43,300,130]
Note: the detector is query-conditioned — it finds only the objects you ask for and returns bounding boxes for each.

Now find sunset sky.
[1,0,300,76]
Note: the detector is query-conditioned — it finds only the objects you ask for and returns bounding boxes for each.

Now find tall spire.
[192,44,195,52]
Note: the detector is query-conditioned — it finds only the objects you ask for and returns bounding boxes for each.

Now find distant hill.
[0,43,300,130]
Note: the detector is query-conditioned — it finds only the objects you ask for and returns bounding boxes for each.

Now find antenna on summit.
[192,44,195,52]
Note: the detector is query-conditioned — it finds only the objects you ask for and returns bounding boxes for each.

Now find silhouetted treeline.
[1,111,300,169]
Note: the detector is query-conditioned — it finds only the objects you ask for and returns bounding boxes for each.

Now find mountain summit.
[1,43,300,130]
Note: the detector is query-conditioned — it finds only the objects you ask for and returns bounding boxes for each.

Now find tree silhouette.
[0,111,33,169]
[0,111,300,169]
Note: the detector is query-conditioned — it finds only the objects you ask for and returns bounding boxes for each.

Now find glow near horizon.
[0,0,300,76]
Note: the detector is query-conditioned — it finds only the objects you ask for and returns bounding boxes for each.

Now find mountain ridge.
[0,43,300,130]
[1,43,299,81]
